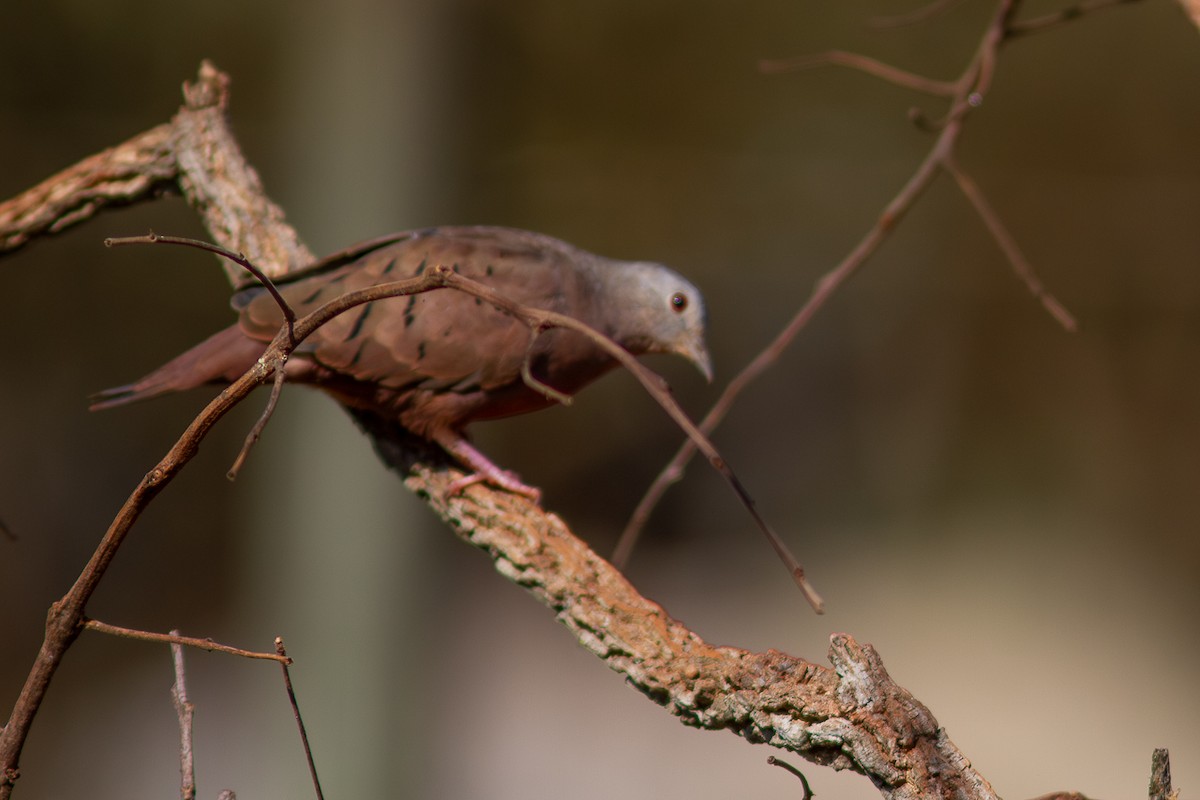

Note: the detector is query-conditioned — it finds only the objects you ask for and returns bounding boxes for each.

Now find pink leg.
[431,430,542,501]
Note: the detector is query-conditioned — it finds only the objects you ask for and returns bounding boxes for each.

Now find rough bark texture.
[0,124,176,252]
[169,63,315,284]
[0,62,313,283]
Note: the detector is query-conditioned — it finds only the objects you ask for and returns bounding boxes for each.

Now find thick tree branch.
[0,60,314,282]
[0,124,176,252]
[168,63,315,283]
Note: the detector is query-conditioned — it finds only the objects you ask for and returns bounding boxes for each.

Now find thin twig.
[227,364,288,480]
[520,325,574,406]
[869,0,967,28]
[767,755,816,799]
[84,619,291,663]
[169,631,197,800]
[276,638,324,800]
[106,234,303,476]
[943,157,1077,331]
[759,50,958,97]
[1006,0,1145,37]
[106,233,297,329]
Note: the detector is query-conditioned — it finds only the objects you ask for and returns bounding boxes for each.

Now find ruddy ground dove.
[92,225,711,497]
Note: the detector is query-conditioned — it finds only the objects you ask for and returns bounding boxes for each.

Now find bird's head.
[608,260,712,382]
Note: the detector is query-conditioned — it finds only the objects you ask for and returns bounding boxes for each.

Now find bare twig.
[869,0,968,28]
[169,632,197,800]
[104,232,300,479]
[1006,0,1145,37]
[1179,0,1200,31]
[106,233,298,328]
[767,756,816,799]
[275,638,323,800]
[759,50,958,96]
[84,620,291,663]
[227,365,289,480]
[520,326,575,406]
[943,157,1078,331]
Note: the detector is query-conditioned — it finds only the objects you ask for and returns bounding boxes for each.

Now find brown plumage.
[92,225,711,496]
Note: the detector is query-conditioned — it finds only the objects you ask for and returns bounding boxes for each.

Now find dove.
[91,225,711,498]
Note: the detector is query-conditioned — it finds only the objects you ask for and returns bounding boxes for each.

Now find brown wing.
[236,226,598,395]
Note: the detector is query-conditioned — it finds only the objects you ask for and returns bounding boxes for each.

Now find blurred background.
[2,1,1198,798]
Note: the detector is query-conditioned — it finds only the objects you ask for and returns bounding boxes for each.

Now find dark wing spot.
[348,336,369,367]
[299,284,328,306]
[415,257,427,276]
[297,272,350,303]
[403,295,417,328]
[486,264,494,276]
[345,303,373,342]
[417,341,427,361]
[380,256,398,275]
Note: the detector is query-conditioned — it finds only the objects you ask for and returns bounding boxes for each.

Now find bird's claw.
[443,468,542,503]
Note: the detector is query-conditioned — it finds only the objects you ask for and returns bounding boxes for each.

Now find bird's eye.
[670,292,688,313]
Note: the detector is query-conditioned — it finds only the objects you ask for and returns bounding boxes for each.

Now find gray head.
[599,259,712,382]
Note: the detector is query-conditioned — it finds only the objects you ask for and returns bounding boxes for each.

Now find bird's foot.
[444,468,542,502]
[434,432,542,502]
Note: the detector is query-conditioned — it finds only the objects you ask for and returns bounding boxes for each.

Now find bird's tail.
[89,325,266,410]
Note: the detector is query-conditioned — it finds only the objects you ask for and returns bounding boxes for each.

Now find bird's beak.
[680,337,714,383]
